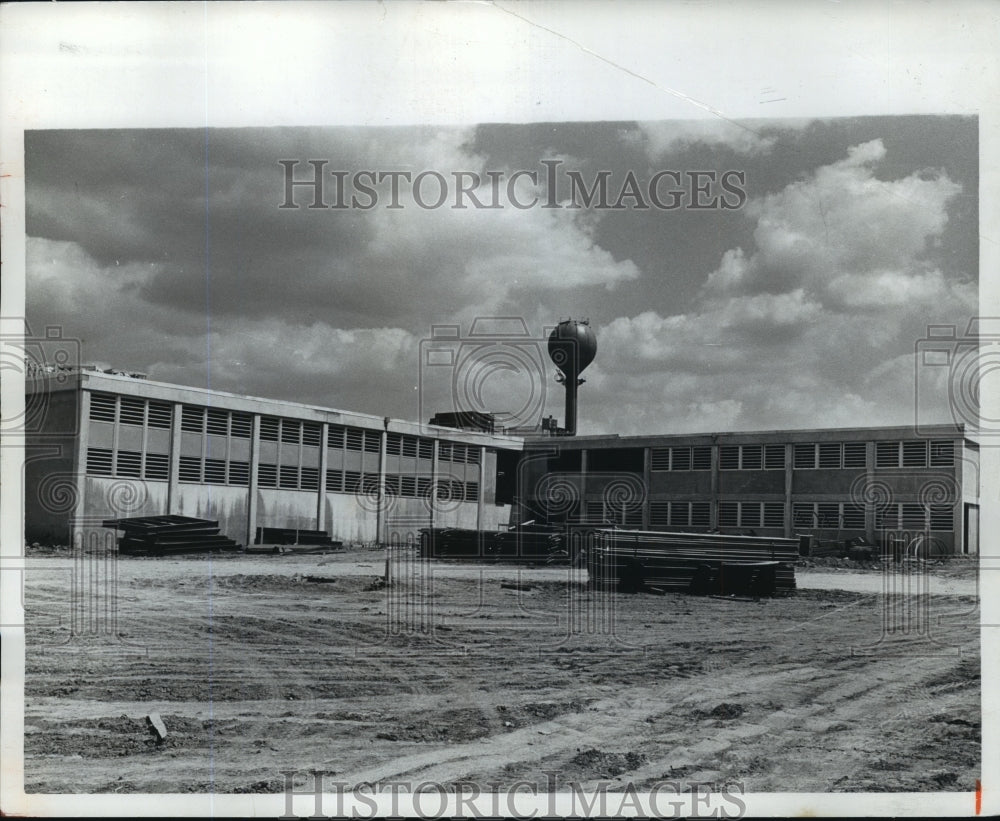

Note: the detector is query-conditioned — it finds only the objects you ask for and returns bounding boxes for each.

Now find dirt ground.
[20,549,980,795]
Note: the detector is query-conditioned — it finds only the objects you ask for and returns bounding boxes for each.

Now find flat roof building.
[517,426,979,556]
[24,370,979,556]
[23,369,523,548]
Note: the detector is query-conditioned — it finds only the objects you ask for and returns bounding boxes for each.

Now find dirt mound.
[569,748,648,777]
[689,701,745,721]
[375,707,492,743]
[710,702,745,719]
[23,715,230,759]
[211,573,380,593]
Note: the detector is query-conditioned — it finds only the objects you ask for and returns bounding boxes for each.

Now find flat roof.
[522,422,971,448]
[29,370,525,449]
[28,369,973,448]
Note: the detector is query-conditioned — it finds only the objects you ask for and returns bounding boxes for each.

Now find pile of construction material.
[419,523,568,564]
[587,529,802,596]
[254,526,341,548]
[802,535,876,561]
[102,515,241,555]
[419,527,484,559]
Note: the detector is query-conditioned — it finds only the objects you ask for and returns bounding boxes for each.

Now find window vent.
[89,393,117,422]
[87,447,113,475]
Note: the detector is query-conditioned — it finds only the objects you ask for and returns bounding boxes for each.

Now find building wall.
[77,476,169,551]
[24,389,80,544]
[961,441,980,554]
[30,373,521,548]
[962,442,980,504]
[175,484,249,540]
[25,373,974,556]
[519,427,974,554]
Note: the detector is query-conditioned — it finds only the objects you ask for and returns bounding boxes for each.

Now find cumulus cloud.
[360,171,640,319]
[825,269,960,309]
[26,235,422,417]
[579,139,973,434]
[25,124,977,435]
[703,139,965,309]
[713,289,823,336]
[27,127,639,331]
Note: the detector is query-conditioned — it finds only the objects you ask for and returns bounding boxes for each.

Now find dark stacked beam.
[419,528,489,560]
[254,526,340,547]
[493,526,564,562]
[587,529,799,596]
[102,515,241,555]
[419,525,567,564]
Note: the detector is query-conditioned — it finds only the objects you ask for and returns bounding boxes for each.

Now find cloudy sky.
[25,116,977,435]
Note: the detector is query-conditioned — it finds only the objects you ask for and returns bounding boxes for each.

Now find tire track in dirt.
[331,648,975,791]
[22,554,979,793]
[326,665,820,785]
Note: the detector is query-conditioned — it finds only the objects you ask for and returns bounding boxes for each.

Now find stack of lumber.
[254,526,340,547]
[492,525,564,563]
[102,515,241,555]
[587,529,799,596]
[419,524,567,564]
[419,528,493,560]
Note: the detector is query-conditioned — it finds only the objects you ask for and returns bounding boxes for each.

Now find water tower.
[547,319,597,436]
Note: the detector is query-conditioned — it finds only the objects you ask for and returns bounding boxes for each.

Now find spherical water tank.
[547,319,598,378]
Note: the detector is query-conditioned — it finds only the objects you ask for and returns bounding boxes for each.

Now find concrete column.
[951,438,962,556]
[430,439,439,530]
[317,422,329,533]
[375,426,388,546]
[865,440,875,544]
[709,442,719,529]
[111,395,121,472]
[246,414,260,546]
[167,401,182,514]
[297,425,304,506]
[140,399,150,487]
[784,443,793,539]
[579,449,588,518]
[71,390,91,544]
[477,445,486,531]
[642,447,651,530]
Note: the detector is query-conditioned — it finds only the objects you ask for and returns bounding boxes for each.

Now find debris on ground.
[146,713,168,741]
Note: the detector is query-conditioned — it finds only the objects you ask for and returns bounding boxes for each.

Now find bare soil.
[21,549,980,794]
